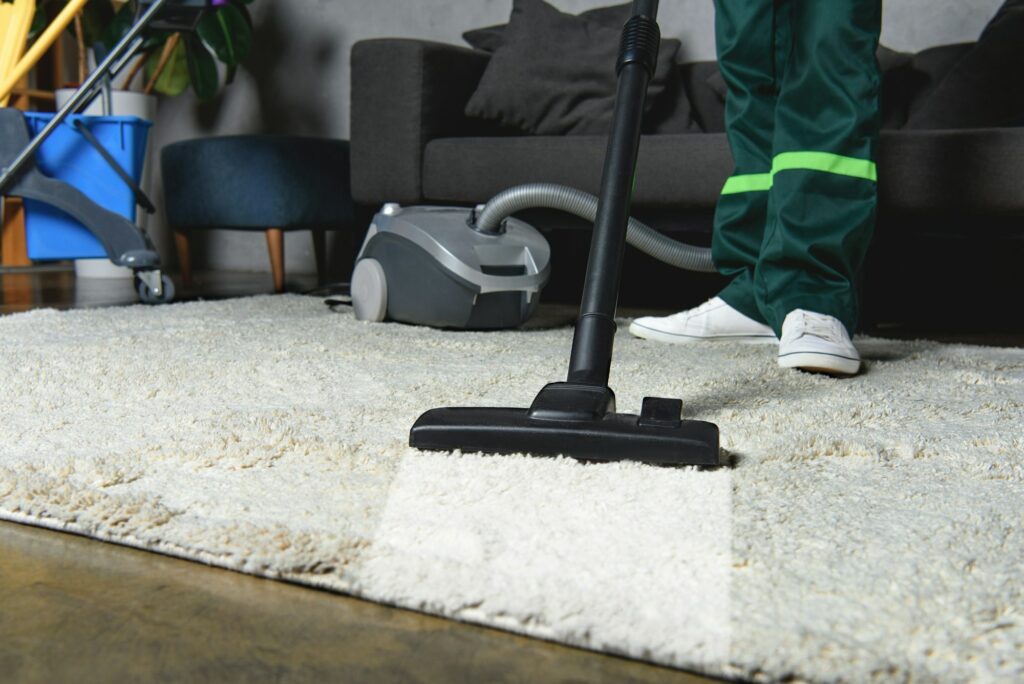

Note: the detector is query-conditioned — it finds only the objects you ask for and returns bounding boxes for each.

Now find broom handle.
[567,0,660,386]
[0,0,89,103]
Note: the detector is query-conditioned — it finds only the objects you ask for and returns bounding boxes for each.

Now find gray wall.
[151,0,1004,277]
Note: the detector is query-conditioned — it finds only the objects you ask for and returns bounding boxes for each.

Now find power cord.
[305,282,352,308]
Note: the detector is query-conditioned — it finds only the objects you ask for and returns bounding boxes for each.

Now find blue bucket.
[21,112,152,261]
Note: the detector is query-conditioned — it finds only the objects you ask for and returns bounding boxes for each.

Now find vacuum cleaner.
[396,0,721,467]
[352,184,715,329]
[351,203,552,329]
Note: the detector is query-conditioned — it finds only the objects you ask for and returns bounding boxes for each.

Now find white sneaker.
[777,309,860,376]
[628,297,777,344]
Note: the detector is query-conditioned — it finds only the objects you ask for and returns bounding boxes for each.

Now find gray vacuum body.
[352,204,551,329]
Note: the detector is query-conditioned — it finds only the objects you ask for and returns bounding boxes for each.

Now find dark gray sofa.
[350,38,1024,326]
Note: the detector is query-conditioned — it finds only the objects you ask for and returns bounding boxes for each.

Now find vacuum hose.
[472,183,715,273]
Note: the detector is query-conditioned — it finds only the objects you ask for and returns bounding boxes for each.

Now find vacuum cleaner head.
[352,204,551,329]
[411,382,721,466]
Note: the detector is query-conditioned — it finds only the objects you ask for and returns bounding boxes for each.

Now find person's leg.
[711,0,781,324]
[754,0,882,336]
[630,0,781,344]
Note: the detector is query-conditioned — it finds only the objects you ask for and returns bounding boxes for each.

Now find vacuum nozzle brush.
[410,383,720,467]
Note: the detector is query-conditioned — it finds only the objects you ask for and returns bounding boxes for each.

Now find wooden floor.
[0,269,716,684]
[0,267,320,315]
[0,521,713,684]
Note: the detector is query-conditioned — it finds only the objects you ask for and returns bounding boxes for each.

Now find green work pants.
[711,0,882,335]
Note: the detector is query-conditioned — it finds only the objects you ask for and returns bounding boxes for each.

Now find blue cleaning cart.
[0,0,211,304]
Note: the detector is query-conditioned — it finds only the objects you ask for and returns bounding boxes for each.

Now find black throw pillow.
[463,3,633,52]
[462,23,508,53]
[879,43,971,129]
[682,62,727,133]
[464,0,682,136]
[905,0,1024,129]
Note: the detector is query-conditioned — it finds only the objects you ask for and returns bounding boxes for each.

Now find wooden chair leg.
[173,229,192,288]
[1,198,31,267]
[266,228,285,293]
[311,229,326,285]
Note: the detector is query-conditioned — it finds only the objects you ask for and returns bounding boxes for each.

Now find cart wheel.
[135,274,176,305]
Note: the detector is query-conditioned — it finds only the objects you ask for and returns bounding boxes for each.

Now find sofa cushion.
[905,0,1024,129]
[423,129,1024,214]
[425,134,734,208]
[876,127,1024,213]
[464,0,682,136]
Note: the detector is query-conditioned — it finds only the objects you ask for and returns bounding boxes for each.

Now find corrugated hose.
[471,183,715,273]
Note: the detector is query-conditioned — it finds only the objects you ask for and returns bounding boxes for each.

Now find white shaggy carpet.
[1,295,1022,682]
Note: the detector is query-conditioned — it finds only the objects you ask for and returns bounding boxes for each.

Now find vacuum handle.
[566,0,660,386]
[631,0,659,17]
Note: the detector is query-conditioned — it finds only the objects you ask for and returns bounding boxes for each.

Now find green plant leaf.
[229,0,254,28]
[82,0,116,48]
[28,0,52,39]
[184,34,218,101]
[27,0,67,39]
[92,0,136,60]
[145,38,189,97]
[29,6,50,39]
[97,6,169,57]
[196,3,251,67]
[141,30,173,52]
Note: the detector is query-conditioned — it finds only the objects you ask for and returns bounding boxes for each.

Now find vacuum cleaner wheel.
[351,257,387,322]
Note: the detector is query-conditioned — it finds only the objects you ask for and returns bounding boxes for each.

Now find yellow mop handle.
[0,0,35,106]
[0,0,89,105]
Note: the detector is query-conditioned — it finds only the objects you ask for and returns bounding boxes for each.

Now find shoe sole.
[778,351,860,376]
[628,321,778,345]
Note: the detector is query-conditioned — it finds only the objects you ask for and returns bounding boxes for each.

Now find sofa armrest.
[351,38,498,205]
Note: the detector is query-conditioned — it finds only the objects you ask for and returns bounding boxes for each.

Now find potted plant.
[32,0,254,105]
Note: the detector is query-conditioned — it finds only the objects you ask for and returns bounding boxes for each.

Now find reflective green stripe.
[771,151,877,182]
[721,173,772,195]
[720,152,877,196]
